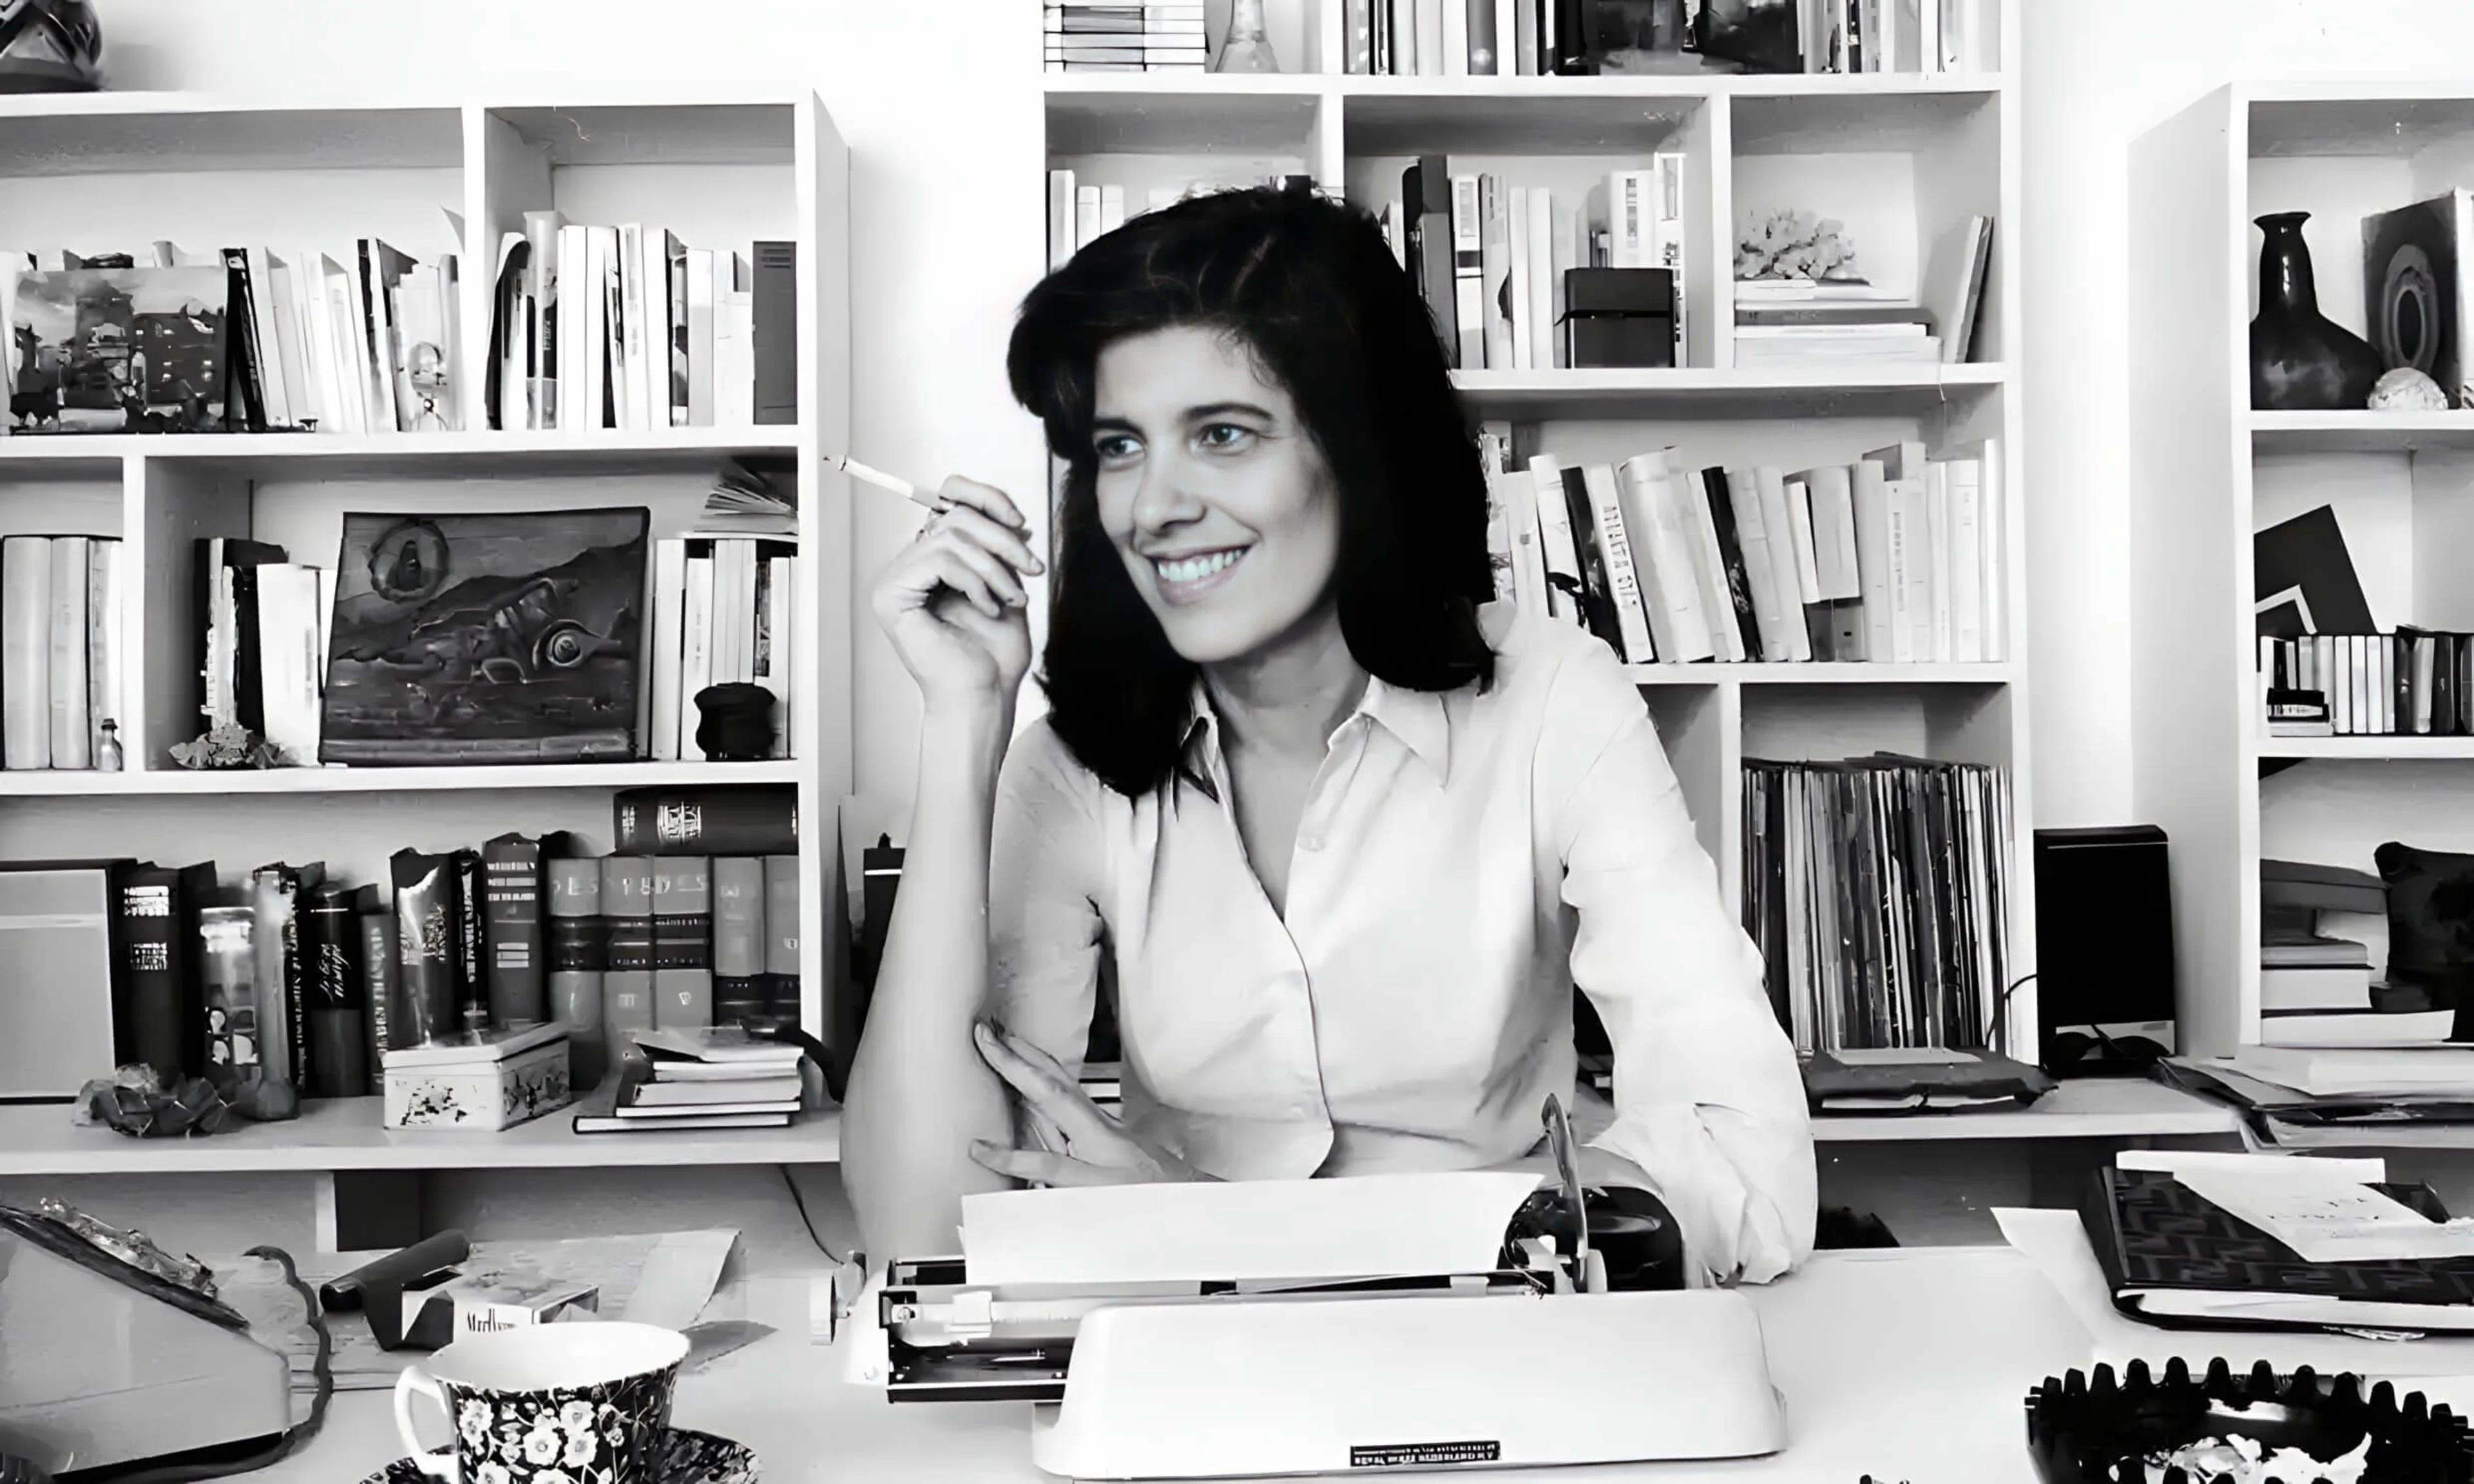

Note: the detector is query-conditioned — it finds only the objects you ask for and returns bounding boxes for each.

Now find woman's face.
[1090,324,1342,665]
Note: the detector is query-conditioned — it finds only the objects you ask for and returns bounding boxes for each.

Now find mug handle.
[392,1365,458,1481]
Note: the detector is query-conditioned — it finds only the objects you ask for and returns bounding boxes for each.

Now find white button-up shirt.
[987,604,1817,1284]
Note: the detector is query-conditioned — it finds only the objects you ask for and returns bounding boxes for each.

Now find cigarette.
[830,453,935,509]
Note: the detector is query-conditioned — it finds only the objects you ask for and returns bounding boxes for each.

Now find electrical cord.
[779,1163,849,1266]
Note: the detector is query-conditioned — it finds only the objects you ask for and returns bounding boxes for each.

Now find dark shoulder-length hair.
[1006,182,1495,799]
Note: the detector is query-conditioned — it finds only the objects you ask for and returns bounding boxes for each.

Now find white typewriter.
[847,1098,1785,1479]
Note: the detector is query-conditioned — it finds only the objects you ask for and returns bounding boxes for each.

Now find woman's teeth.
[1156,549,1244,584]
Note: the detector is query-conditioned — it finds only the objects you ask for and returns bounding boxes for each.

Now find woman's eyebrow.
[1183,400,1276,423]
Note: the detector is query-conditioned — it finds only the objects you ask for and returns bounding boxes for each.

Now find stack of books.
[1732,216,1992,368]
[572,1025,805,1134]
[2258,859,2449,1048]
[1044,3,1205,72]
[1,534,124,771]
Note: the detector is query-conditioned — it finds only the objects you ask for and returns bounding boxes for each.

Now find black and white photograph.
[21,5,2474,1483]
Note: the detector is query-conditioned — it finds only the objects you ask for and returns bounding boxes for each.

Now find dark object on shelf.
[76,1061,299,1135]
[0,0,99,92]
[2024,1359,2474,1483]
[1816,1206,1897,1250]
[2374,841,2474,1040]
[1591,0,1707,75]
[2250,211,2385,412]
[320,508,651,764]
[2035,826,2176,1078]
[694,681,779,761]
[613,783,796,856]
[1564,267,1676,368]
[169,723,282,770]
[0,1453,52,1484]
[1803,1049,2055,1112]
[2254,502,2373,638]
[1691,0,1798,74]
[2364,191,2471,410]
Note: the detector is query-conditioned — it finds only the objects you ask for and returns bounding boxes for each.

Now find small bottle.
[95,719,122,772]
[1213,0,1281,73]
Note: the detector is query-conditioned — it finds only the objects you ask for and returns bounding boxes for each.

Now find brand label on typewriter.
[1348,1441,1501,1469]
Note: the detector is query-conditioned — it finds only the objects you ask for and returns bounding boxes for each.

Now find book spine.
[751,240,798,425]
[47,536,88,768]
[358,908,396,1095]
[651,856,714,1030]
[392,849,459,1044]
[454,848,488,1034]
[88,538,122,766]
[547,857,608,1092]
[601,855,658,1048]
[249,866,303,1090]
[115,870,187,1078]
[3,537,51,768]
[304,891,365,1098]
[198,906,258,1072]
[713,855,767,1028]
[763,853,801,1031]
[612,783,798,856]
[481,833,548,1026]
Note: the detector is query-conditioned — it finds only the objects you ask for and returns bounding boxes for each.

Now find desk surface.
[254,1246,2102,1484]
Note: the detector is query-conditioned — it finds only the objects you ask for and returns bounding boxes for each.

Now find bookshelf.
[0,87,851,1181]
[1042,1,2047,1078]
[2132,82,2474,1058]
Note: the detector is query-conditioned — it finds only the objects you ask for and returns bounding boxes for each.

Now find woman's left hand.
[967,1020,1216,1188]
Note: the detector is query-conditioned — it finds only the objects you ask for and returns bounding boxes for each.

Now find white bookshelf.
[2131,83,2474,1057]
[0,88,851,1182]
[1044,1,2049,1087]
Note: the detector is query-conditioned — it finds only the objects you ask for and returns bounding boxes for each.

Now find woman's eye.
[1198,423,1254,451]
[1093,435,1140,462]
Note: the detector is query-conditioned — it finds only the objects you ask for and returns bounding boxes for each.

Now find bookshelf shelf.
[1452,364,2004,417]
[2249,410,2474,453]
[1810,1078,2239,1142]
[2256,737,2474,761]
[0,759,801,798]
[2133,82,2474,1061]
[1047,1,2035,1081]
[1624,661,2019,687]
[0,1097,841,1177]
[0,428,803,474]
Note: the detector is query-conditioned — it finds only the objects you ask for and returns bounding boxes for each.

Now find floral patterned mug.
[393,1323,690,1484]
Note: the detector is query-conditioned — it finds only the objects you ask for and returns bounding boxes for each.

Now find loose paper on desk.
[959,1171,1543,1287]
[2174,1168,2474,1264]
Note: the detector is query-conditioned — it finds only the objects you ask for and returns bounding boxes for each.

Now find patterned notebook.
[2082,1168,2474,1329]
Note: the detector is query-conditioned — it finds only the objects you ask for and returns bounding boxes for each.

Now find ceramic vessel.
[2249,211,2384,411]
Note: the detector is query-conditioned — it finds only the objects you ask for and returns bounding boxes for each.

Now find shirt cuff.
[1587,1103,1807,1287]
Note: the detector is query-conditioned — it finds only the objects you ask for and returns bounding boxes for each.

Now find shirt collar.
[1178,673,1451,788]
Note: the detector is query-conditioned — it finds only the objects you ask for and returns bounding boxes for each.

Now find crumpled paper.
[73,1063,301,1136]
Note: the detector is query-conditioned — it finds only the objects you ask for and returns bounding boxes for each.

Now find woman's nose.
[1129,453,1205,533]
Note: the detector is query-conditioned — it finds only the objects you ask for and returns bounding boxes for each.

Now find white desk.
[252,1246,2100,1484]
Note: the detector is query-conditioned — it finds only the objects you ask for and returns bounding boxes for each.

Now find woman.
[842,184,1815,1286]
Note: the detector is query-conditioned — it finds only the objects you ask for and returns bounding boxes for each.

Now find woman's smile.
[1147,544,1252,604]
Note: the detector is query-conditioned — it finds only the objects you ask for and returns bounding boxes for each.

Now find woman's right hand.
[871,476,1045,710]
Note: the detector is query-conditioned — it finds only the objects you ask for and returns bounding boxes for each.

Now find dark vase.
[2250,211,2384,411]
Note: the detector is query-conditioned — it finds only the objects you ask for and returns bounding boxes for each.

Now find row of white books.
[1482,429,2006,664]
[1343,0,1999,75]
[1380,160,1685,372]
[1045,172,1315,273]
[0,535,124,770]
[647,535,801,763]
[486,212,783,433]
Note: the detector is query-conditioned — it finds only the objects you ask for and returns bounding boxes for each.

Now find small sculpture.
[0,0,102,93]
[2370,366,2450,411]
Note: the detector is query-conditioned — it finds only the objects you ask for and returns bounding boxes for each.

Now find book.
[601,855,658,1046]
[113,861,215,1080]
[651,857,714,1030]
[2256,1007,2453,1048]
[763,853,801,1031]
[481,832,556,1027]
[1801,1047,2052,1113]
[712,856,767,1028]
[3,536,50,768]
[356,886,397,1096]
[250,861,324,1091]
[613,784,796,856]
[2081,1166,2474,1333]
[546,856,608,1093]
[300,882,366,1098]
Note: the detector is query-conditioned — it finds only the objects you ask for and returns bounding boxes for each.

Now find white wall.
[39,0,2474,1254]
[2024,0,2474,826]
